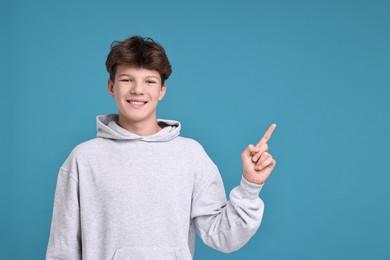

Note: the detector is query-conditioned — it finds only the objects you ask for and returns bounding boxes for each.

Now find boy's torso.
[62,136,206,259]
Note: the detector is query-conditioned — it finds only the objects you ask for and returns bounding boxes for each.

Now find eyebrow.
[117,73,159,79]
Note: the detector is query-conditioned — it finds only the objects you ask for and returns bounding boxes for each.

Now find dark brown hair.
[105,35,172,84]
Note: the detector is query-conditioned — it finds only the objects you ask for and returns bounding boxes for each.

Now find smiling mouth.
[126,100,148,108]
[127,100,147,105]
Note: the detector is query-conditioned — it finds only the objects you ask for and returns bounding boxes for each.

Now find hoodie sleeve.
[191,150,264,253]
[46,167,82,260]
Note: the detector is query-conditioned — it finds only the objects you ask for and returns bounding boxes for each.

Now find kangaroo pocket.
[112,246,183,260]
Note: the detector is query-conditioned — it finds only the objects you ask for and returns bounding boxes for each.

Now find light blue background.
[1,0,389,259]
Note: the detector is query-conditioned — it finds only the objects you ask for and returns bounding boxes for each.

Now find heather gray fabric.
[46,114,265,260]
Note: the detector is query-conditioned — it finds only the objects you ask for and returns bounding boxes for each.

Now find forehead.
[116,64,160,79]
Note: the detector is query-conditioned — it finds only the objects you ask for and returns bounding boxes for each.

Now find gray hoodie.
[46,114,265,260]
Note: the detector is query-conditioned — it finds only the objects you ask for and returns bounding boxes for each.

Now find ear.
[108,79,114,97]
[159,84,167,101]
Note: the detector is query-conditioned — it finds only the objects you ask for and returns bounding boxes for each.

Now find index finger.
[256,124,276,147]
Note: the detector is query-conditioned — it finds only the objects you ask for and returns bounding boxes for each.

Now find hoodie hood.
[96,114,180,142]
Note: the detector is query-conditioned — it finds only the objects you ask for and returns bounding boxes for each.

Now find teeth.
[129,101,145,105]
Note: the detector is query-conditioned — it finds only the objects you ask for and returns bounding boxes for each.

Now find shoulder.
[73,137,105,153]
[174,136,203,147]
[173,136,208,154]
[174,136,217,169]
[60,138,103,171]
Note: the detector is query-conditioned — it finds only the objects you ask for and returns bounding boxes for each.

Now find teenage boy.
[46,35,277,260]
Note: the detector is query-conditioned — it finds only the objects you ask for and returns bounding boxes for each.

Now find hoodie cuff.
[240,175,264,199]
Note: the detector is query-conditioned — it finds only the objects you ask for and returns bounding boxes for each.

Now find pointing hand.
[241,124,277,185]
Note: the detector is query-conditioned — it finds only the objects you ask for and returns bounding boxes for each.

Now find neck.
[117,115,161,136]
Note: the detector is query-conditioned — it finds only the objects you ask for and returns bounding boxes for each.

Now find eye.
[120,79,132,83]
[146,80,157,84]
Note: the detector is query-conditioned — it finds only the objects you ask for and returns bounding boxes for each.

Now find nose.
[130,81,144,95]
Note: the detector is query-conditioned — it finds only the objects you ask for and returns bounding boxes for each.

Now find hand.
[241,124,277,185]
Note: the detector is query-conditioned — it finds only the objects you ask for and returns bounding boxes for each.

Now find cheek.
[152,90,163,99]
[115,88,127,96]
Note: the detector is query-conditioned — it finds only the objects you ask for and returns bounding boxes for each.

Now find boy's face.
[108,65,167,126]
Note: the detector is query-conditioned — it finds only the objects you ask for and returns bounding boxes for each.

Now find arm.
[191,168,264,253]
[46,168,82,260]
[191,124,277,253]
